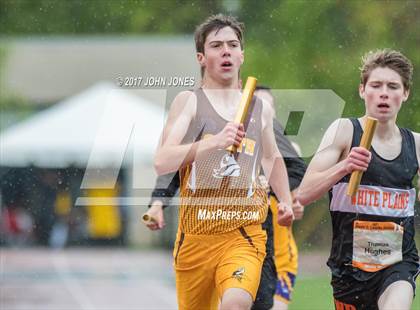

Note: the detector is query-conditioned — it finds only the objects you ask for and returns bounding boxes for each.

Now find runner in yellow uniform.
[147,14,294,310]
[147,86,307,310]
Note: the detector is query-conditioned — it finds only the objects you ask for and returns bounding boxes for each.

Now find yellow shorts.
[173,224,267,310]
[273,225,298,274]
[270,195,298,303]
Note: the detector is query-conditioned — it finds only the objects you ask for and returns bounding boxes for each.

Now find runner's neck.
[201,74,240,89]
[360,116,399,141]
[202,88,242,121]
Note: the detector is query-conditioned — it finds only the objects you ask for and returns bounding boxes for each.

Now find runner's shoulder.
[412,131,420,145]
[259,95,274,126]
[412,131,420,161]
[170,90,197,118]
[322,118,353,149]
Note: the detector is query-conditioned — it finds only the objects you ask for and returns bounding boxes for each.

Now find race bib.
[352,220,403,272]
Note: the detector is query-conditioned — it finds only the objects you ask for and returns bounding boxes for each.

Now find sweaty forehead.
[205,26,239,44]
[367,67,403,84]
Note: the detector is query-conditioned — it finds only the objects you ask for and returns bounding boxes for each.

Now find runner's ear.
[359,84,365,100]
[197,52,205,66]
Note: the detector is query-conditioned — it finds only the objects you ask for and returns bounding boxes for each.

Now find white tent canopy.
[0,82,165,168]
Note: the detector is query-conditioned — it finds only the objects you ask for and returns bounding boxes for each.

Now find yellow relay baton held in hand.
[226,76,258,154]
[346,117,378,197]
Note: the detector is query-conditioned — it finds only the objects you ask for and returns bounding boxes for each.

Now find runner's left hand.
[277,202,294,226]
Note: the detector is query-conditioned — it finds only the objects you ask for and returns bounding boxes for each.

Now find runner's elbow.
[154,155,168,176]
[154,154,179,176]
[296,186,312,206]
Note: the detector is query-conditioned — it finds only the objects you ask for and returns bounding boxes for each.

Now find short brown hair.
[194,14,244,76]
[195,14,244,54]
[360,49,413,91]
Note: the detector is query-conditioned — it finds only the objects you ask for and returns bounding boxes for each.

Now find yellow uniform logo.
[232,267,245,282]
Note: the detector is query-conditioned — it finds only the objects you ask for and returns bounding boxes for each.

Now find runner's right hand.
[343,146,371,174]
[292,198,304,220]
[144,200,165,231]
[213,122,245,149]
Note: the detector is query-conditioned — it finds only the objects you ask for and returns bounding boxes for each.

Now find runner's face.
[198,26,244,84]
[359,67,409,122]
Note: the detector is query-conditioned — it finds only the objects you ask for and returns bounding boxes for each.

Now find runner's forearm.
[264,156,292,206]
[298,160,348,205]
[154,138,218,175]
[148,172,180,208]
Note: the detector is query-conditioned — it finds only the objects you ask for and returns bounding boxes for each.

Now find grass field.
[289,275,420,310]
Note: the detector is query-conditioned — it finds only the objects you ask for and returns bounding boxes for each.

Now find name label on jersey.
[352,220,403,272]
[331,183,415,217]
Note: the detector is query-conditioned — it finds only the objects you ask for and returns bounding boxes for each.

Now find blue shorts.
[274,271,296,303]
